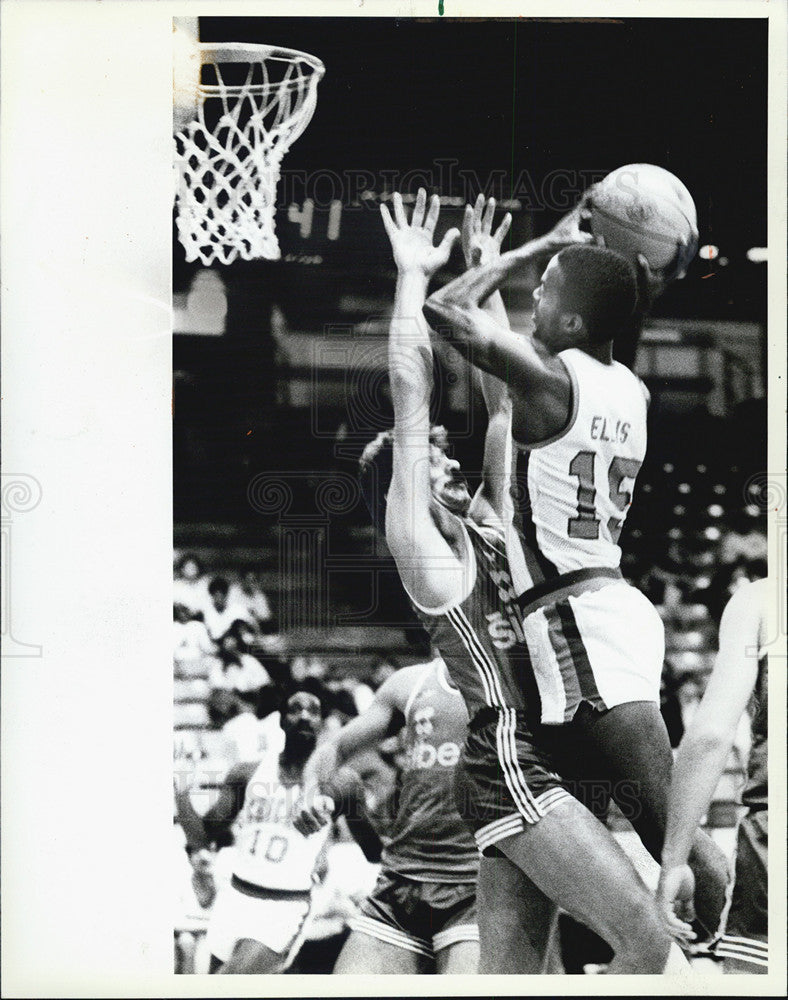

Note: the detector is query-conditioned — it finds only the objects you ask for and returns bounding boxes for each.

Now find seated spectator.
[174,603,214,665]
[174,553,209,616]
[227,568,273,633]
[202,577,251,644]
[208,624,271,695]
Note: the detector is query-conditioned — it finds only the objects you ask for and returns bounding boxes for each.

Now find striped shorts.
[348,871,478,959]
[455,707,574,855]
[520,579,664,725]
[715,809,768,972]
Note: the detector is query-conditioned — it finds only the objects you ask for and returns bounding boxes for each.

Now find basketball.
[590,164,699,280]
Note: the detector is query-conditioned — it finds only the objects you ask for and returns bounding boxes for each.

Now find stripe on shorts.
[543,604,583,722]
[715,934,768,967]
[554,598,603,705]
[475,812,525,852]
[348,915,433,958]
[535,786,572,814]
[495,709,544,823]
[432,923,480,952]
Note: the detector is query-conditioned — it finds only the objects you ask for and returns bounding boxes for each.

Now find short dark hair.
[554,245,638,345]
[208,576,229,597]
[358,425,450,534]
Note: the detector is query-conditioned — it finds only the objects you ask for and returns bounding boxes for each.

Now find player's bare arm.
[422,201,594,442]
[378,190,472,611]
[461,196,514,525]
[174,760,257,905]
[294,666,416,835]
[657,579,767,938]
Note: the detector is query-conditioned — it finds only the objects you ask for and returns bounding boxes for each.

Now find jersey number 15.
[568,451,642,544]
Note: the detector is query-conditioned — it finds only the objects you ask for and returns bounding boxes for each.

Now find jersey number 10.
[250,830,289,864]
[568,451,642,544]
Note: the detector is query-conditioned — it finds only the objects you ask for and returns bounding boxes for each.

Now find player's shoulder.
[467,513,505,546]
[380,660,432,709]
[723,577,769,621]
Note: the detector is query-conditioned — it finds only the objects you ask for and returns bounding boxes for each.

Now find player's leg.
[219,937,286,973]
[429,883,480,974]
[174,930,197,973]
[332,929,431,974]
[475,853,558,973]
[571,700,730,939]
[434,939,479,974]
[494,794,673,974]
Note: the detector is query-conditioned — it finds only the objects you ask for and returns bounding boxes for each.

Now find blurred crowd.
[172,553,410,973]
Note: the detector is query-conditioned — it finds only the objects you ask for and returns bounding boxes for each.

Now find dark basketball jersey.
[410,518,541,722]
[742,653,767,811]
[381,658,479,883]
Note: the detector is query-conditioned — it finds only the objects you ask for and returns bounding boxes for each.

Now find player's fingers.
[462,203,474,235]
[424,193,440,234]
[668,916,697,943]
[473,193,484,230]
[437,227,461,257]
[461,204,474,255]
[594,232,606,248]
[379,202,396,238]
[392,191,408,228]
[412,187,427,229]
[494,212,512,245]
[482,196,496,234]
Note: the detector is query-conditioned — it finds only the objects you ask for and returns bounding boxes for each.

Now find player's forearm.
[175,786,210,852]
[426,235,548,321]
[661,730,735,871]
[302,736,345,795]
[388,271,434,432]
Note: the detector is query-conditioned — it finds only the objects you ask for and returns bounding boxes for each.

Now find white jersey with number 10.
[231,757,330,893]
[510,347,648,591]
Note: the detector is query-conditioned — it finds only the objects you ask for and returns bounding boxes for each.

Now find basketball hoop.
[173,43,325,266]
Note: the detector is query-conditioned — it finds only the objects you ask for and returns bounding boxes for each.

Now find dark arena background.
[172,16,768,974]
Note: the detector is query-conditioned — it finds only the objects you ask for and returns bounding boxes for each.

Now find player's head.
[532,245,638,352]
[280,678,329,757]
[358,426,472,532]
[207,576,229,611]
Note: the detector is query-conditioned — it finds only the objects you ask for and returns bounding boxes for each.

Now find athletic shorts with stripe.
[715,809,768,972]
[520,579,664,725]
[454,707,575,855]
[348,870,478,959]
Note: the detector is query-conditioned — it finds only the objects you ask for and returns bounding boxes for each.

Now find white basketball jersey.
[509,347,649,591]
[231,757,329,892]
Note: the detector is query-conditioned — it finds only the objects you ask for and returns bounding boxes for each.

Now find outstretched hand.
[462,194,512,269]
[540,186,598,255]
[656,863,698,945]
[380,188,460,277]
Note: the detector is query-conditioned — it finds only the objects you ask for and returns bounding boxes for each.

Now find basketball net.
[173,42,325,266]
